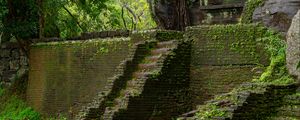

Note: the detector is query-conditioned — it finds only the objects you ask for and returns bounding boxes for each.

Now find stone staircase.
[75,40,156,120]
[102,40,178,119]
[75,39,186,120]
[271,90,300,120]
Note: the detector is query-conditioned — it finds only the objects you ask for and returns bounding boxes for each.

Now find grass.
[0,87,41,120]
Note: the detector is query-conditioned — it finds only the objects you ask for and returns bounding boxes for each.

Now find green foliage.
[117,0,156,30]
[254,29,295,84]
[0,0,8,31]
[195,104,227,120]
[1,0,155,40]
[1,0,39,41]
[42,0,113,38]
[0,88,41,120]
[43,0,155,38]
[240,0,265,23]
[0,87,3,96]
[156,31,183,41]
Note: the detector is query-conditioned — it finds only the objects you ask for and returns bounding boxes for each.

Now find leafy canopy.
[0,0,155,40]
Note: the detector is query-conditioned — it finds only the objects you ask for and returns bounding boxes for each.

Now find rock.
[0,50,10,58]
[9,60,20,71]
[286,10,300,82]
[0,60,9,71]
[252,0,300,33]
[11,50,20,59]
[20,56,28,66]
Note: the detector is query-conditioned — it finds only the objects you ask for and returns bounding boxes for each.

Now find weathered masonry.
[27,24,270,119]
[27,38,131,118]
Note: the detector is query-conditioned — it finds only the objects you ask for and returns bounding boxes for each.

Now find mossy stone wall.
[187,24,269,66]
[26,38,131,118]
[187,24,270,105]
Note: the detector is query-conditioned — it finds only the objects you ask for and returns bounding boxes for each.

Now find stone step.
[151,48,172,55]
[271,116,300,120]
[132,71,152,79]
[144,55,162,63]
[276,105,300,118]
[103,83,142,119]
[138,63,157,71]
[156,40,176,48]
[283,95,300,105]
[126,78,145,88]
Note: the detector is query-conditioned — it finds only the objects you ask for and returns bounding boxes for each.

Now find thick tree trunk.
[149,0,190,31]
[175,0,190,31]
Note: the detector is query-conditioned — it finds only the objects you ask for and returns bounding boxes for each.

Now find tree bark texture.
[149,0,190,31]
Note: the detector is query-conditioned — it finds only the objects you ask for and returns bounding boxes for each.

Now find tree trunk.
[174,0,190,31]
[37,0,44,39]
[149,0,190,31]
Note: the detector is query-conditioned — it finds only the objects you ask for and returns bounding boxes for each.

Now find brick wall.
[190,66,258,105]
[26,38,131,118]
[25,26,273,119]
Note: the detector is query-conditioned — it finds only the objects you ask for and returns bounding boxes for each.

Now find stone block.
[286,10,300,82]
[253,0,300,33]
[0,50,10,58]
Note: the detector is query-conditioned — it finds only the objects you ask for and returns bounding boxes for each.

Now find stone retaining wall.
[0,42,28,87]
[27,38,131,118]
[187,24,269,106]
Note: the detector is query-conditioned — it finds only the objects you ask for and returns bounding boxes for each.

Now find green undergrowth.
[195,104,227,120]
[254,29,295,85]
[240,0,265,23]
[0,87,68,120]
[0,87,41,120]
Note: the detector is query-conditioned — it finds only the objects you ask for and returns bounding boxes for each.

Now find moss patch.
[130,30,183,42]
[188,24,270,66]
[254,29,295,85]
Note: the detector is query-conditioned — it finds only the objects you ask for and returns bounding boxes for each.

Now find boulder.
[286,10,300,82]
[253,0,300,33]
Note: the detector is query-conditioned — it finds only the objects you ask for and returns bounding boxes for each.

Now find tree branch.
[121,7,127,29]
[62,6,85,32]
[123,5,138,24]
